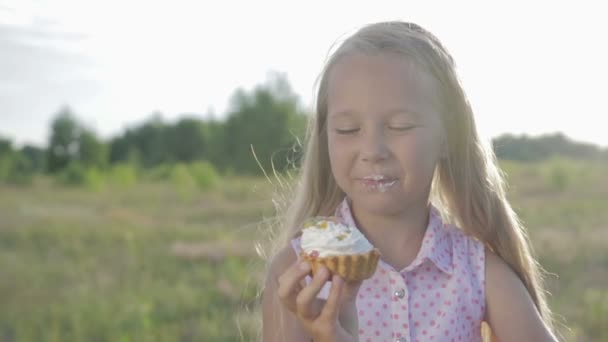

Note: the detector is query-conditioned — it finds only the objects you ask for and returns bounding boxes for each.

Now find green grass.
[0,177,273,342]
[500,159,608,341]
[0,159,607,341]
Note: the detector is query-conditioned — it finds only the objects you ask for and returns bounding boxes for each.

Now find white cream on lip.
[362,174,398,192]
[377,180,397,192]
[301,219,374,258]
[363,174,391,181]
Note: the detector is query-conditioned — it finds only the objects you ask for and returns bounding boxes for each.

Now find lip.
[358,175,399,192]
[361,174,397,181]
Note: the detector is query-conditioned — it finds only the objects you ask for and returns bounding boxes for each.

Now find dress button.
[396,337,407,342]
[394,289,405,298]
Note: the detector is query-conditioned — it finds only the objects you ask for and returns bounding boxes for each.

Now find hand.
[277,261,362,342]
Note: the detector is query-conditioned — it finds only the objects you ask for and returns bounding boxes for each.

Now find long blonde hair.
[263,21,555,336]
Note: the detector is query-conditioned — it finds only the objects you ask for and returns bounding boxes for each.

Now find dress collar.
[335,198,453,275]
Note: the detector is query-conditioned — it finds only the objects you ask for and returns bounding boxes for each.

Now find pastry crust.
[300,248,381,282]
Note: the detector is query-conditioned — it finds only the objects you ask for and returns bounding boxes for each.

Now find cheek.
[328,136,352,176]
[413,138,438,161]
[396,134,441,174]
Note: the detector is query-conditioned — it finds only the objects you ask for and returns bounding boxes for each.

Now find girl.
[261,21,558,342]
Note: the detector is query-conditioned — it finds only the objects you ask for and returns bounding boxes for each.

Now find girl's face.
[326,52,444,217]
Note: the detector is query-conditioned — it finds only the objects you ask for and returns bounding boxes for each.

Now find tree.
[0,137,13,181]
[0,137,11,156]
[20,145,46,173]
[47,107,80,173]
[222,72,307,175]
[492,133,604,161]
[202,118,226,169]
[166,117,207,163]
[131,114,170,167]
[78,129,108,169]
[108,113,169,168]
[0,137,37,184]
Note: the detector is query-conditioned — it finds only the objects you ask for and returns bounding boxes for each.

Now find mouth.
[359,175,398,192]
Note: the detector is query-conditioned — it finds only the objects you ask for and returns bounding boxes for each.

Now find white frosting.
[301,218,374,257]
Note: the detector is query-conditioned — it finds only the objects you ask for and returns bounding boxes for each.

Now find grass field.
[0,158,606,341]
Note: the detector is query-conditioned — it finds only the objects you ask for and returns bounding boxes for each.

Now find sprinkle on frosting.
[300,216,374,258]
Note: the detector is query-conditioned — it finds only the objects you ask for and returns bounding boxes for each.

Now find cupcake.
[300,217,381,282]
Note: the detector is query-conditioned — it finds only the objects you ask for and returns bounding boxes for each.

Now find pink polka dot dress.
[291,198,486,342]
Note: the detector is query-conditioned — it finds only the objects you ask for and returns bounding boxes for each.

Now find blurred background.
[1,1,607,341]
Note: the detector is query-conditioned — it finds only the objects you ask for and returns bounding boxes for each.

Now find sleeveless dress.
[290,198,486,342]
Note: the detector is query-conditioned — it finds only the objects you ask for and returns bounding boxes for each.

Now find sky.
[1,0,607,148]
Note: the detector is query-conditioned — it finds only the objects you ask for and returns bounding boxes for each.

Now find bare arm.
[485,249,558,342]
[262,246,311,342]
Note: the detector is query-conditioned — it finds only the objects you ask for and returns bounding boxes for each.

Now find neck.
[350,200,430,270]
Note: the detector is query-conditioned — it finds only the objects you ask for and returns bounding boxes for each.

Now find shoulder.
[484,248,530,304]
[484,247,512,280]
[445,222,480,245]
[445,224,485,259]
[484,248,519,303]
[484,248,557,341]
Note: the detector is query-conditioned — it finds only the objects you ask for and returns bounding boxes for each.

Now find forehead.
[326,52,441,119]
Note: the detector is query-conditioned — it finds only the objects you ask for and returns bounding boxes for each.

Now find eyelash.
[389,125,416,131]
[334,126,416,135]
[335,128,360,134]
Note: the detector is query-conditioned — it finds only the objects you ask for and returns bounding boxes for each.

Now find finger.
[320,274,344,320]
[296,265,331,319]
[278,261,311,298]
[342,279,363,299]
[277,261,312,312]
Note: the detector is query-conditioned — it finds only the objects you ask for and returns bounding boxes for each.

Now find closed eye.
[335,128,360,134]
[389,125,416,131]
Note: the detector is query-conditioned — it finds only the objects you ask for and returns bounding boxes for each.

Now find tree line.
[0,73,307,185]
[1,73,607,186]
[492,133,608,162]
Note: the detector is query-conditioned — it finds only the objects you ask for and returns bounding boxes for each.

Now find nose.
[360,128,390,163]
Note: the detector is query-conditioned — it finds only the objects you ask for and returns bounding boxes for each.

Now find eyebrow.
[383,108,423,119]
[329,108,422,119]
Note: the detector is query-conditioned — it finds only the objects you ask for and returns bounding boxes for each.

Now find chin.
[352,193,405,215]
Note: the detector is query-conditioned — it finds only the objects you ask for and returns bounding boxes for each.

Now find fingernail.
[299,262,310,271]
